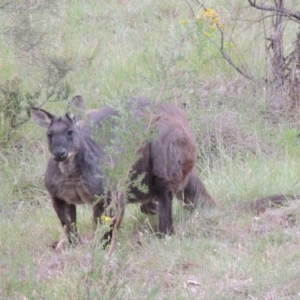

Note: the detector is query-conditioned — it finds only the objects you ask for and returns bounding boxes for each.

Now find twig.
[213,40,254,80]
[248,0,300,21]
[183,0,195,18]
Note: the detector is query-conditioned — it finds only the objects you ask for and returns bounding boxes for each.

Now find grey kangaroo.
[30,96,216,246]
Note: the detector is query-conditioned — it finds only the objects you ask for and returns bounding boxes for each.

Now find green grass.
[1,0,300,299]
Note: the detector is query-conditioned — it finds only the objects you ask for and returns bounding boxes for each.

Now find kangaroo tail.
[234,194,299,213]
[177,169,218,208]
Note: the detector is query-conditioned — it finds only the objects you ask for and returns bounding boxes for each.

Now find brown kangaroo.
[30,96,216,246]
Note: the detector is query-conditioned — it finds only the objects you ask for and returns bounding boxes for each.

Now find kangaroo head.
[31,97,85,162]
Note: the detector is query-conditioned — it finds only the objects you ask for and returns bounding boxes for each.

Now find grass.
[1,0,300,299]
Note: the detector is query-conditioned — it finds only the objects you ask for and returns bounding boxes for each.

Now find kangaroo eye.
[47,133,52,139]
[67,130,73,136]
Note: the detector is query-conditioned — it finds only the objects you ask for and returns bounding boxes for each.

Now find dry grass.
[2,196,300,299]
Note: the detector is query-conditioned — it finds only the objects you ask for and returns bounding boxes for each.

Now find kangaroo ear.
[30,107,54,128]
[68,95,85,122]
[68,95,85,112]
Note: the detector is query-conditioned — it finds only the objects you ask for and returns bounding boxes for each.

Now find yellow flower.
[209,25,216,31]
[204,8,219,20]
[198,8,220,23]
[182,19,188,25]
[196,8,223,32]
[205,32,212,38]
[226,42,234,48]
[101,215,112,224]
[212,17,219,24]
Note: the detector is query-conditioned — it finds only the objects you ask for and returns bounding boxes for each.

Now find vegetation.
[1,0,300,299]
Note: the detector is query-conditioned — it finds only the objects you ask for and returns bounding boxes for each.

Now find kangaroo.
[30,96,216,246]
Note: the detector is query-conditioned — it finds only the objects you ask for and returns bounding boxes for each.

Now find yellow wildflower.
[197,8,220,25]
[226,42,234,48]
[212,17,219,24]
[182,19,188,25]
[205,8,218,19]
[209,25,216,31]
[101,215,112,224]
[196,7,224,34]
